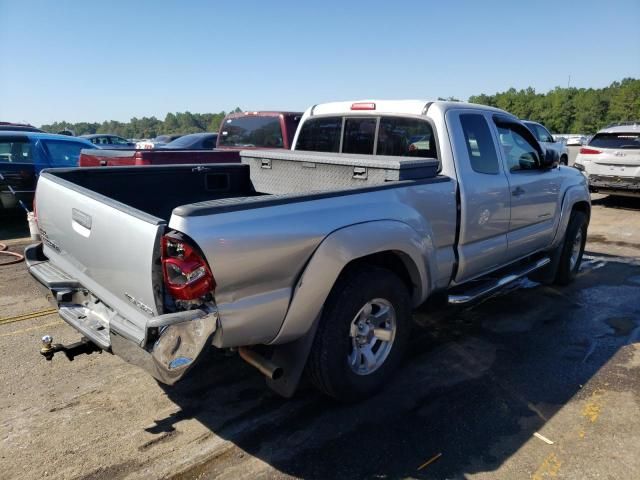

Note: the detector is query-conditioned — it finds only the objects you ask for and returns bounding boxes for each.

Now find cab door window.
[496,123,541,172]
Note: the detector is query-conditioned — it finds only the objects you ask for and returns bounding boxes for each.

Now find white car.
[574,123,640,198]
[135,134,183,150]
[566,136,587,146]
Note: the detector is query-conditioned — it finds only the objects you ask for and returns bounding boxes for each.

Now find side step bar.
[448,257,550,305]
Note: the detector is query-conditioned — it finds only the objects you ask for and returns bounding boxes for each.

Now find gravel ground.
[1,194,639,480]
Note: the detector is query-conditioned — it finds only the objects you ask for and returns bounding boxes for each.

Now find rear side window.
[0,139,33,163]
[110,136,129,145]
[589,132,640,149]
[296,116,342,152]
[377,117,437,158]
[41,140,89,167]
[460,114,499,174]
[342,118,376,154]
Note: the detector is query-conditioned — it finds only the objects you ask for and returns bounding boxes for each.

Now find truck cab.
[292,100,577,283]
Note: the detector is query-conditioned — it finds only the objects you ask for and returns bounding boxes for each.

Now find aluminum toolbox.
[240,149,439,194]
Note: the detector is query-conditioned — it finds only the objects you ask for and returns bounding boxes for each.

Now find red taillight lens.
[161,235,215,300]
[351,102,376,111]
[579,147,601,155]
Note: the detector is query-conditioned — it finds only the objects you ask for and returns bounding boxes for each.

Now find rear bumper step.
[448,257,550,304]
[25,242,219,385]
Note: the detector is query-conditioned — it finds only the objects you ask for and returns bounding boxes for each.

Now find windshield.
[589,132,640,149]
[218,116,283,148]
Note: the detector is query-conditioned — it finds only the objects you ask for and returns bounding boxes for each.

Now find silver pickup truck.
[26,100,591,401]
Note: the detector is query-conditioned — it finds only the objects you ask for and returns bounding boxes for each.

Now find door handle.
[512,186,525,196]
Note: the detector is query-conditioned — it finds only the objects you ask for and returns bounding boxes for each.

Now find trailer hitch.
[40,335,102,361]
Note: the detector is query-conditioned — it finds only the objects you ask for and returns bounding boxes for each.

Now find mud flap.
[529,243,562,285]
[266,312,321,398]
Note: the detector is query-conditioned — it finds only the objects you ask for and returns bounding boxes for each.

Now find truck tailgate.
[35,171,166,343]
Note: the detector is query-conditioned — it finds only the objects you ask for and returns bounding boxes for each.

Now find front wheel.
[554,211,588,285]
[306,266,411,402]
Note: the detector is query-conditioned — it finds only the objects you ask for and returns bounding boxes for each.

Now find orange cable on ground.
[0,242,24,265]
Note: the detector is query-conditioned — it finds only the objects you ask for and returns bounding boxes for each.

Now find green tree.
[467,79,639,133]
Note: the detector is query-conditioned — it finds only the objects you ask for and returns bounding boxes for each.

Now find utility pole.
[567,74,571,88]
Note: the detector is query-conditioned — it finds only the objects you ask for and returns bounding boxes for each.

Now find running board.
[448,257,550,305]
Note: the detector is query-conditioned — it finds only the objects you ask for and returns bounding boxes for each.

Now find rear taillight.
[579,147,601,155]
[161,235,215,300]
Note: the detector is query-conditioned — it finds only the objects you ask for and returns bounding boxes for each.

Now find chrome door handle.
[512,186,525,196]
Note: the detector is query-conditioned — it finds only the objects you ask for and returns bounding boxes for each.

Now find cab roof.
[306,99,508,117]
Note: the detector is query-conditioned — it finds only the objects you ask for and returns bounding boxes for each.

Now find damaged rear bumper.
[24,242,218,385]
[588,174,640,197]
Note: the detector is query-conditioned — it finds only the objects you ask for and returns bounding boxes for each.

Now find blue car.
[0,131,96,212]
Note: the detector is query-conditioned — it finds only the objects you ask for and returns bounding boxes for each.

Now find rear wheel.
[554,211,587,285]
[560,155,568,166]
[306,266,411,402]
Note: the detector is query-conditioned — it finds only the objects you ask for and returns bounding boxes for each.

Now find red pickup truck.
[79,111,302,167]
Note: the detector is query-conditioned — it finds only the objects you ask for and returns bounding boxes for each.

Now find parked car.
[0,122,44,133]
[161,133,218,150]
[217,111,301,150]
[574,122,640,197]
[81,134,135,149]
[0,132,95,211]
[566,135,587,146]
[80,111,301,167]
[136,134,183,149]
[523,120,569,165]
[27,100,590,402]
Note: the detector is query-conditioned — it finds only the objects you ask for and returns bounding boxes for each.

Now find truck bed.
[50,164,256,221]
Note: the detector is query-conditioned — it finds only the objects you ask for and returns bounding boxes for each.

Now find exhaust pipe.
[238,347,283,380]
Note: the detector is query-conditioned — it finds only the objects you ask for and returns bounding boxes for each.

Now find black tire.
[554,211,587,285]
[306,266,411,402]
[560,155,568,166]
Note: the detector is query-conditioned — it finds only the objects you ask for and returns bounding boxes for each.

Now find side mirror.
[540,148,559,169]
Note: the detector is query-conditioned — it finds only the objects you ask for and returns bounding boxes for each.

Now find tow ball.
[40,335,102,361]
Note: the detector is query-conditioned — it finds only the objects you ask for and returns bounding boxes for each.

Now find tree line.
[469,78,639,134]
[41,108,242,139]
[41,78,639,138]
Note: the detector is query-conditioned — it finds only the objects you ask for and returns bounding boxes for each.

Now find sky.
[1,0,639,126]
